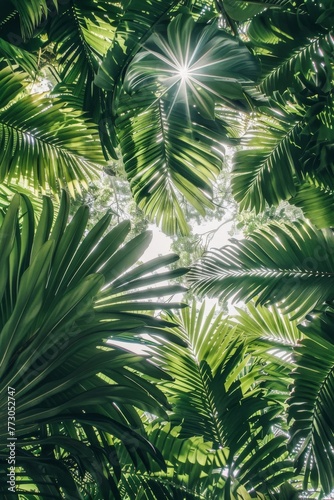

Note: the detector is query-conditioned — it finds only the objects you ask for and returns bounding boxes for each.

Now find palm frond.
[0,180,47,216]
[0,36,37,74]
[189,220,334,319]
[290,180,334,229]
[0,68,105,196]
[151,302,293,495]
[0,192,187,497]
[116,94,224,235]
[233,302,302,349]
[119,422,226,500]
[248,7,333,95]
[47,0,122,119]
[10,0,56,39]
[95,0,180,95]
[222,0,270,23]
[124,14,261,118]
[111,12,261,234]
[231,303,301,414]
[288,309,334,495]
[232,102,304,213]
[94,0,183,159]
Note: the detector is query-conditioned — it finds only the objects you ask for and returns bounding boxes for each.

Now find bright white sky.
[141,214,236,262]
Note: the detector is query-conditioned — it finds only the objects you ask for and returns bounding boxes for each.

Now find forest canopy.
[0,0,334,498]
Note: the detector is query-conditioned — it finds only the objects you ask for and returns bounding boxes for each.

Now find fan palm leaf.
[95,0,184,160]
[0,192,187,498]
[106,12,260,234]
[124,14,261,119]
[189,220,334,319]
[95,0,181,97]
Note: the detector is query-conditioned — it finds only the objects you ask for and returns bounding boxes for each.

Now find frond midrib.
[260,31,331,92]
[69,3,97,72]
[238,114,304,201]
[193,268,334,278]
[182,329,226,447]
[0,118,102,166]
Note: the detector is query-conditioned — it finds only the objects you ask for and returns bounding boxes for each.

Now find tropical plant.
[189,220,334,319]
[96,7,261,234]
[0,66,105,197]
[146,303,295,498]
[288,308,334,495]
[190,220,334,494]
[1,0,334,498]
[118,422,227,500]
[228,0,334,227]
[0,192,187,498]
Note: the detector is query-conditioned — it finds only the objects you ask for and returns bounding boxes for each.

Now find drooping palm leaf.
[0,192,187,498]
[288,309,334,495]
[247,5,333,95]
[232,93,334,217]
[232,98,305,213]
[9,0,57,39]
[189,220,334,319]
[0,36,37,74]
[47,0,122,119]
[115,94,224,235]
[0,67,105,196]
[233,302,302,350]
[231,0,334,218]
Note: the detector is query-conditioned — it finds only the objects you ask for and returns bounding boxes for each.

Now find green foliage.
[0,66,105,197]
[149,303,294,497]
[230,0,334,225]
[289,309,334,495]
[98,9,260,234]
[189,220,334,319]
[0,192,187,498]
[119,422,227,500]
[47,0,122,119]
[1,0,334,497]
